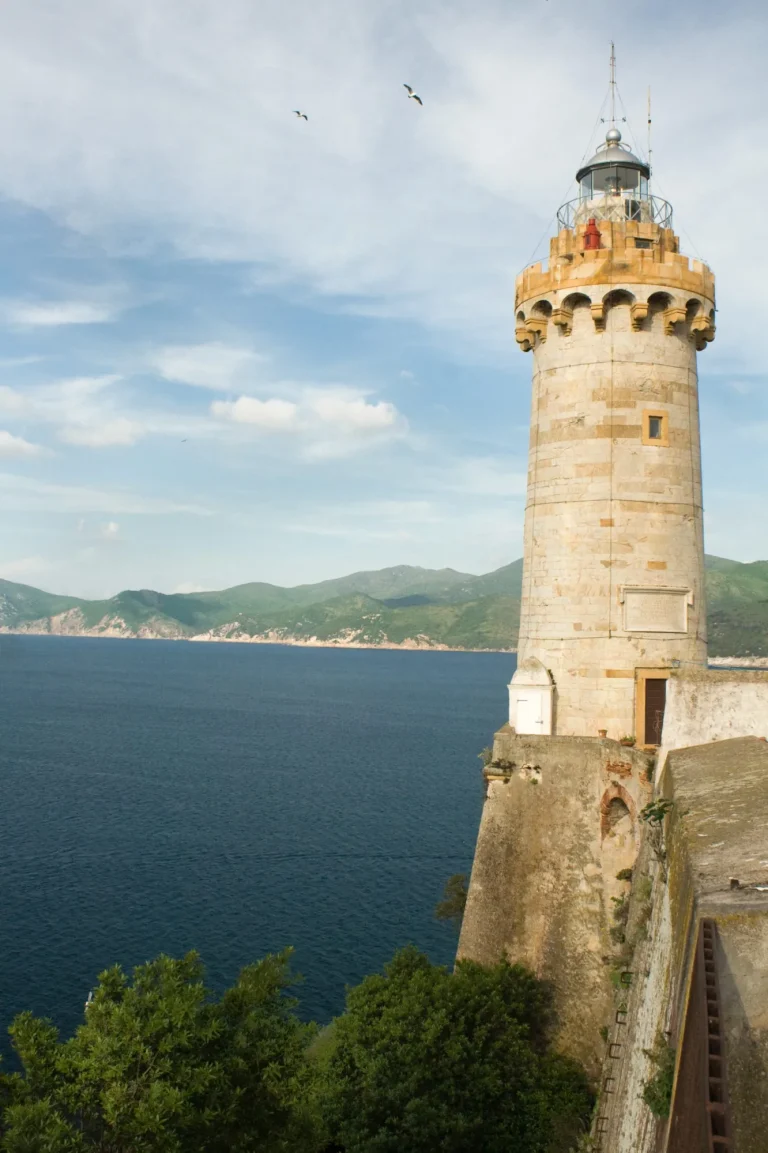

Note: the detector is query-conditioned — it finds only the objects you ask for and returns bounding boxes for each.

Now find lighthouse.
[509,100,715,745]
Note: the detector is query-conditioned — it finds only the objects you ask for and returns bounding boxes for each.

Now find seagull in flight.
[293,110,308,120]
[403,84,422,106]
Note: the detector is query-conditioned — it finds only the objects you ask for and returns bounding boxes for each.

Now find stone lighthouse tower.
[509,113,715,745]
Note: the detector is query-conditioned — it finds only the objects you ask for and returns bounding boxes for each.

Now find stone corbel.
[551,307,573,336]
[663,306,687,335]
[591,302,605,332]
[690,314,716,349]
[526,316,548,344]
[630,301,649,331]
[515,325,533,353]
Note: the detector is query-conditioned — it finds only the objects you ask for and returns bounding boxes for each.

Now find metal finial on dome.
[605,126,622,144]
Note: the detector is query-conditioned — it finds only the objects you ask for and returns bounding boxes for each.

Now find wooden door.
[644,678,667,746]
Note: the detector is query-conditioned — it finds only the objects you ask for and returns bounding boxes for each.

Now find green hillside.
[1,555,767,655]
[0,580,84,627]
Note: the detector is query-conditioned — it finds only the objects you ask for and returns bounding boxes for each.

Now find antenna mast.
[647,86,652,183]
[609,42,617,126]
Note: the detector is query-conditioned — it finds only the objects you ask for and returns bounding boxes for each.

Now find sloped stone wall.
[457,729,653,1075]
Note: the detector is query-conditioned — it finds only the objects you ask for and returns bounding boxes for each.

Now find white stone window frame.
[618,586,693,634]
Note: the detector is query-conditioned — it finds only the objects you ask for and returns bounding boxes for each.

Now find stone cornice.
[514,220,716,353]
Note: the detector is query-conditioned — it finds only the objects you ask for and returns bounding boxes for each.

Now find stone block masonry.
[514,219,714,741]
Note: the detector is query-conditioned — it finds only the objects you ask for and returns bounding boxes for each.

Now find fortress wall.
[602,768,698,1152]
[602,843,680,1152]
[456,730,653,1076]
[658,667,768,781]
[715,914,768,1152]
[597,737,768,1152]
[459,726,768,1147]
[664,737,768,1152]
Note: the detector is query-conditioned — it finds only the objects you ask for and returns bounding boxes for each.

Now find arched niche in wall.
[647,290,677,335]
[686,297,703,322]
[525,300,552,344]
[553,292,591,337]
[530,299,553,318]
[602,288,636,334]
[600,783,638,920]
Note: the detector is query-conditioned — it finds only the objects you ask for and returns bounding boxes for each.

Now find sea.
[0,635,515,1058]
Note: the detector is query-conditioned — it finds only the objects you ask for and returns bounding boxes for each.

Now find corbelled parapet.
[515,221,715,352]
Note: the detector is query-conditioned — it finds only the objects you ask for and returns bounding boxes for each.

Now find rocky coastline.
[0,610,514,653]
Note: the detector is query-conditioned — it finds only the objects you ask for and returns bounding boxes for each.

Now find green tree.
[0,950,319,1153]
[319,946,592,1153]
[434,874,468,931]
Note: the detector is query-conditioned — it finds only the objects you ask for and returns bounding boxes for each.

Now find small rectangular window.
[634,238,652,249]
[642,410,669,447]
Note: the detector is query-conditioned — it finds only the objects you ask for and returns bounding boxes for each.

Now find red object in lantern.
[583,218,601,250]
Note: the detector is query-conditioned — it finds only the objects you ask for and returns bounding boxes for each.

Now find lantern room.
[577,127,649,202]
[558,126,671,230]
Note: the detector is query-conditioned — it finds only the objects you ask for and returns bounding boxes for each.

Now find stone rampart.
[594,736,768,1153]
[458,727,768,1148]
[457,730,653,1075]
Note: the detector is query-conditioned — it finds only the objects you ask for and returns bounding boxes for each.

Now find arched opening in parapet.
[686,298,703,322]
[516,310,526,324]
[603,289,635,333]
[530,299,553,318]
[648,291,672,333]
[603,289,635,309]
[561,292,592,336]
[562,292,592,308]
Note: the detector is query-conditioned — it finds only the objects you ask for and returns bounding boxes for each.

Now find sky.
[0,0,767,598]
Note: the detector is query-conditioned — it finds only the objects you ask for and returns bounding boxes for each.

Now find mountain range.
[2,555,768,657]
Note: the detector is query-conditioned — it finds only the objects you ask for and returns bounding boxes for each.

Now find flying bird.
[403,84,422,106]
[293,110,308,120]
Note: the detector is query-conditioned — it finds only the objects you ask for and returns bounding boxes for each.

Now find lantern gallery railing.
[556,194,673,231]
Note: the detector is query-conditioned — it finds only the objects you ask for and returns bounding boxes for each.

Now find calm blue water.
[0,636,513,1054]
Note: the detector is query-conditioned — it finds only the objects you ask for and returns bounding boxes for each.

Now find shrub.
[642,1033,676,1118]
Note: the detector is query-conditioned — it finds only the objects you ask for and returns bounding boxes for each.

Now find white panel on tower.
[508,658,554,736]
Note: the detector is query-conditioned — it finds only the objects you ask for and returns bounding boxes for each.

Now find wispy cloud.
[0,376,147,448]
[151,343,267,391]
[210,385,407,458]
[1,300,120,328]
[0,1,758,360]
[0,473,211,516]
[211,396,298,429]
[0,0,764,593]
[58,417,144,447]
[0,429,44,459]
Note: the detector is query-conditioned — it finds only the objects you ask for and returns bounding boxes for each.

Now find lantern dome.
[576,127,650,197]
